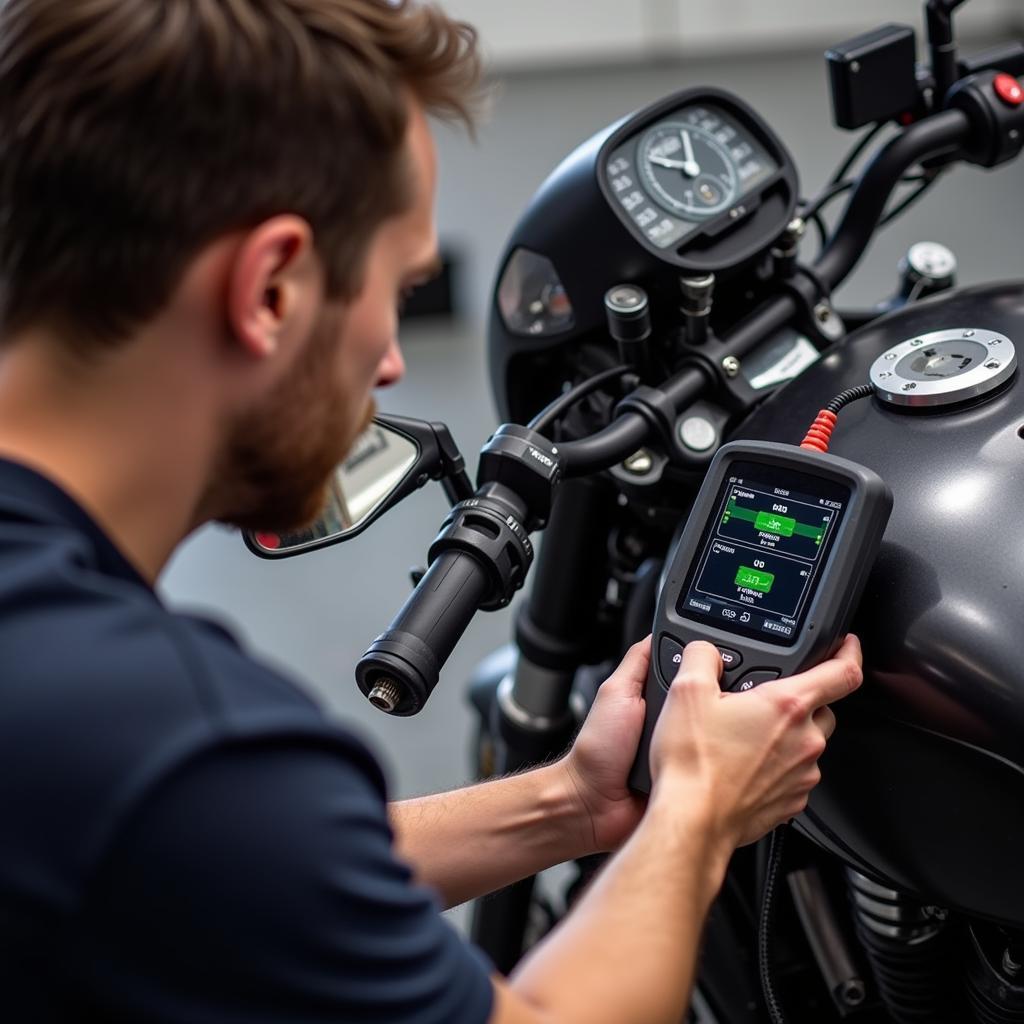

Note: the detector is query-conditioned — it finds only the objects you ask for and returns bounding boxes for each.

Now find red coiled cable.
[798,385,875,452]
[800,410,837,453]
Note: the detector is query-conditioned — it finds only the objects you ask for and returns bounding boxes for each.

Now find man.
[0,1,861,1021]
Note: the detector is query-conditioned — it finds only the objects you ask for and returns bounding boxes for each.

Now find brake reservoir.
[869,327,1016,408]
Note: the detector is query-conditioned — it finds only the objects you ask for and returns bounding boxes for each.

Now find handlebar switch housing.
[946,71,1024,167]
[476,424,563,532]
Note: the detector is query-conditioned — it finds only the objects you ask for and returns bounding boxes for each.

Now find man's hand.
[560,637,652,853]
[649,635,863,847]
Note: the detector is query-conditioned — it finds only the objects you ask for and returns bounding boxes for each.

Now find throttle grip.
[356,550,492,716]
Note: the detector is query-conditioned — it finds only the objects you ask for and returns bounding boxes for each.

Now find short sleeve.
[68,739,495,1024]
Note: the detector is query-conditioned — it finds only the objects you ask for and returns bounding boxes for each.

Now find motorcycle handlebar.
[814,108,970,288]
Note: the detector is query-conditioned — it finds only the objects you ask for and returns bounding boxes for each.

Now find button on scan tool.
[658,635,685,685]
[731,670,781,692]
[716,646,743,670]
[658,635,743,686]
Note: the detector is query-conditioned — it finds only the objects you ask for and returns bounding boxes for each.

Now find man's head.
[0,0,480,533]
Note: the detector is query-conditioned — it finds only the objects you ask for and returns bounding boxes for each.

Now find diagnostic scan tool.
[630,440,892,793]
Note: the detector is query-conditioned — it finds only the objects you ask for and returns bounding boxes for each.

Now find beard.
[201,305,377,534]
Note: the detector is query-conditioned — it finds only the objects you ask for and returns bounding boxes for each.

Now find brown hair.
[0,0,482,348]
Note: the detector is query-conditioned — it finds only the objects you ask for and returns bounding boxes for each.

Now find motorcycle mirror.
[244,415,463,559]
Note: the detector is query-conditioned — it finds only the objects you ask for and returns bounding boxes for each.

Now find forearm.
[389,762,594,909]
[502,782,732,1024]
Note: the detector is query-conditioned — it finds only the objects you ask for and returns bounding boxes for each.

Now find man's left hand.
[559,637,651,853]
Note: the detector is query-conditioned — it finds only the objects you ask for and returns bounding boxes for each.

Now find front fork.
[468,476,614,971]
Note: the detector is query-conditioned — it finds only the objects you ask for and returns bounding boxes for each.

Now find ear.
[225,215,320,361]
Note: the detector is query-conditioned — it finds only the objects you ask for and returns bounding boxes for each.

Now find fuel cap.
[870,328,1016,408]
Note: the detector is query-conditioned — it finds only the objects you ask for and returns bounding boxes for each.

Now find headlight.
[497,248,575,338]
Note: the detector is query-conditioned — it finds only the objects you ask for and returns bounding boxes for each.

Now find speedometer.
[639,122,739,219]
[599,91,795,267]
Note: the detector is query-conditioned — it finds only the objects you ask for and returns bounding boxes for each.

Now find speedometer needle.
[649,154,688,170]
[680,130,701,178]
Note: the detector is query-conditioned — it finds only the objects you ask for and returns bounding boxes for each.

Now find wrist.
[532,760,599,860]
[645,774,735,882]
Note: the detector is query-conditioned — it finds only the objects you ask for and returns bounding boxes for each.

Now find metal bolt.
[850,60,861,73]
[1011,129,1020,141]
[367,678,402,713]
[902,382,918,392]
[910,337,924,347]
[885,352,898,361]
[963,329,976,337]
[722,356,741,378]
[623,450,654,475]
[985,361,1001,370]
[990,338,1002,346]
[838,980,867,1008]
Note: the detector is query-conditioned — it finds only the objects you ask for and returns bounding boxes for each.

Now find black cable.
[801,171,928,253]
[829,122,887,186]
[800,180,854,221]
[759,825,789,1024]
[825,384,875,415]
[527,364,633,436]
[809,210,828,252]
[878,174,940,227]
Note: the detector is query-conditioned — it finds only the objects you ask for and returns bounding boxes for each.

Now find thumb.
[668,640,723,698]
[598,636,652,701]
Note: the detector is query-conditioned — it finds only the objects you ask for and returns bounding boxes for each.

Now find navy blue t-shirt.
[0,459,494,1022]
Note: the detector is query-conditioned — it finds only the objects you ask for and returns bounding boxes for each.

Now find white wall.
[439,0,1020,68]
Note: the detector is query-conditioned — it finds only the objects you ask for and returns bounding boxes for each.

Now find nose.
[375,335,406,388]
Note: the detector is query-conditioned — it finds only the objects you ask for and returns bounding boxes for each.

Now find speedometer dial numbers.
[639,123,738,219]
[602,97,787,258]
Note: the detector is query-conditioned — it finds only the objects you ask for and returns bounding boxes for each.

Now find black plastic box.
[826,24,918,130]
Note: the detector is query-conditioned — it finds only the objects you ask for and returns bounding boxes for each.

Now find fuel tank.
[735,281,1024,926]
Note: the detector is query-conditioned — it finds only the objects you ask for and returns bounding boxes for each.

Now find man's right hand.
[648,634,863,847]
[496,634,862,1024]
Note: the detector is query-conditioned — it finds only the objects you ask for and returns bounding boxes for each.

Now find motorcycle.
[247,2,1024,1020]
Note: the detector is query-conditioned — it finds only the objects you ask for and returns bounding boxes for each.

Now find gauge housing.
[597,87,799,272]
[489,87,801,423]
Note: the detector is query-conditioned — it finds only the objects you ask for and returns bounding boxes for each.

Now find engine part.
[965,924,1024,1024]
[788,867,867,1016]
[847,869,959,1022]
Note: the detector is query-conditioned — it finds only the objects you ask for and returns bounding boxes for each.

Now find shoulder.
[0,523,384,906]
[71,739,495,1023]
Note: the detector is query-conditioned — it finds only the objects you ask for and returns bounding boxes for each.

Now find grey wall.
[160,37,1024,811]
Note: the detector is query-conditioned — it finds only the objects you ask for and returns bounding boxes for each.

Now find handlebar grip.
[356,549,491,715]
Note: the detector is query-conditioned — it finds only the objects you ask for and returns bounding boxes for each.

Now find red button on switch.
[994,72,1024,107]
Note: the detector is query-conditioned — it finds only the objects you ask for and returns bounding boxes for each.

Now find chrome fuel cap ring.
[870,327,1016,408]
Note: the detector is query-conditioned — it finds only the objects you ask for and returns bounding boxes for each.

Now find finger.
[671,640,723,692]
[770,634,863,712]
[811,705,836,741]
[600,635,652,699]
